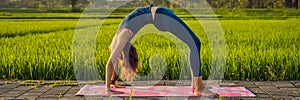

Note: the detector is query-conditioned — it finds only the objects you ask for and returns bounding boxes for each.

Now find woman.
[106,4,204,95]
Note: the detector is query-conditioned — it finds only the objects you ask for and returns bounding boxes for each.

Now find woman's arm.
[106,60,114,88]
[109,37,119,84]
[106,28,132,91]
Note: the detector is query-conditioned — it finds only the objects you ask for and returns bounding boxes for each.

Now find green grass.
[0,19,77,38]
[0,19,103,38]
[0,18,299,81]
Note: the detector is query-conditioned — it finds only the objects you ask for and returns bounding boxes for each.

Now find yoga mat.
[208,87,256,97]
[76,85,255,97]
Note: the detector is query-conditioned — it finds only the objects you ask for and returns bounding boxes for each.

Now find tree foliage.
[0,0,299,9]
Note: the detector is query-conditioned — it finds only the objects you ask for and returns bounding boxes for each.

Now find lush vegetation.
[0,18,299,81]
[1,0,299,10]
[1,8,300,21]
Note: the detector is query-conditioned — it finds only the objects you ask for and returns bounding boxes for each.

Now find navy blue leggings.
[153,7,202,76]
[118,5,202,76]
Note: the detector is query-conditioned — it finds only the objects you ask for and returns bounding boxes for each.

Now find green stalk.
[130,82,134,100]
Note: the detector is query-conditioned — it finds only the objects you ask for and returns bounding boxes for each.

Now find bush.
[37,4,47,12]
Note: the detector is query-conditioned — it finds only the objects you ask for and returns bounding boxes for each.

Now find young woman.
[106,4,204,95]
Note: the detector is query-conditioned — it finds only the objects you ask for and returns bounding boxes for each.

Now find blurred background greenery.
[0,0,300,19]
[0,0,299,81]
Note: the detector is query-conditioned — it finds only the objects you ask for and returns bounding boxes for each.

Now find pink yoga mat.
[208,87,256,97]
[76,85,255,97]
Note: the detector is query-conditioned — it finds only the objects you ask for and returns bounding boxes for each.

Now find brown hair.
[119,43,139,82]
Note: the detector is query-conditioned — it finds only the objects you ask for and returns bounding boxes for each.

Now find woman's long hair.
[119,43,139,82]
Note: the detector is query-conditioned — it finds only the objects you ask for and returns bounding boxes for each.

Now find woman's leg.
[153,8,204,94]
[167,20,204,94]
[169,18,204,94]
[155,9,202,77]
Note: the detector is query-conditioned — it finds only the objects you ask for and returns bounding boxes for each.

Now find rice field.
[0,18,299,81]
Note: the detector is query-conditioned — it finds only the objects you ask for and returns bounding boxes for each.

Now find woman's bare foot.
[193,76,205,95]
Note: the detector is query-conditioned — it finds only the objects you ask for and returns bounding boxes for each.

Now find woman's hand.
[110,84,116,88]
[106,87,124,95]
[110,81,126,88]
